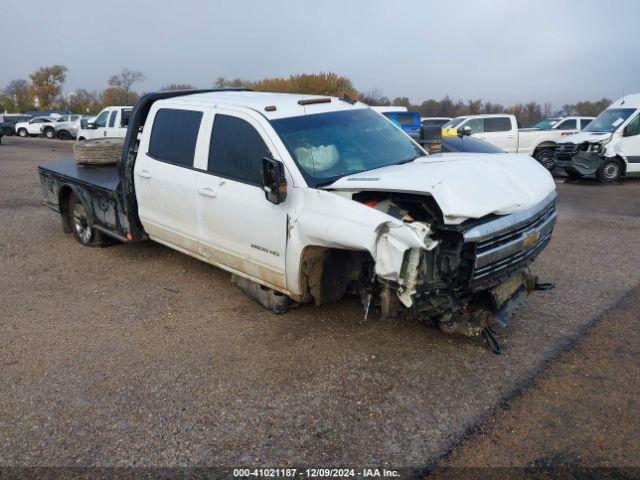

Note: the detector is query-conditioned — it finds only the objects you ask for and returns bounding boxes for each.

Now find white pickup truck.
[442,114,594,169]
[38,89,557,352]
[77,106,133,140]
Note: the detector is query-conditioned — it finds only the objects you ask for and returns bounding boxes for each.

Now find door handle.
[198,187,217,198]
[507,134,515,138]
[136,169,152,179]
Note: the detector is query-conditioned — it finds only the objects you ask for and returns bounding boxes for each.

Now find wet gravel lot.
[1,137,639,470]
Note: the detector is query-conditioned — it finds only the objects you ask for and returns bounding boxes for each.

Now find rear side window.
[208,114,269,185]
[148,108,203,167]
[485,117,511,132]
[108,110,117,127]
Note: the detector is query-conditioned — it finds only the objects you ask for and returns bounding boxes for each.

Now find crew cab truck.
[442,114,594,169]
[38,89,557,352]
[555,95,640,182]
[77,106,132,140]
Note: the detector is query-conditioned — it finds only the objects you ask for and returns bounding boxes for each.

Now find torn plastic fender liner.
[374,221,438,307]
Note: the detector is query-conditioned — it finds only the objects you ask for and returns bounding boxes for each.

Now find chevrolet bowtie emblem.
[522,230,540,249]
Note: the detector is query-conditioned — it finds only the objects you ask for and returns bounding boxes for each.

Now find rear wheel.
[68,192,109,247]
[18,128,28,137]
[534,148,556,171]
[596,158,621,183]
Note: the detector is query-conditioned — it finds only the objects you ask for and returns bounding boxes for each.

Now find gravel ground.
[1,137,639,472]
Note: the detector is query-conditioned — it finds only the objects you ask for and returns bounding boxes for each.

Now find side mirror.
[262,157,287,205]
[458,125,472,138]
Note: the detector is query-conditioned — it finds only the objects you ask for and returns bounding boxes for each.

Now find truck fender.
[58,184,96,233]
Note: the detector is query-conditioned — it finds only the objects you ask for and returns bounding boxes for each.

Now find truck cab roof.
[157,91,368,120]
[609,94,640,110]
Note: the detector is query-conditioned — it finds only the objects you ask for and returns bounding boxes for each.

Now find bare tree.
[160,83,196,92]
[4,79,32,112]
[107,69,145,104]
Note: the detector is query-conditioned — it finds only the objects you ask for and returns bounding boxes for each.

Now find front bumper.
[555,151,604,176]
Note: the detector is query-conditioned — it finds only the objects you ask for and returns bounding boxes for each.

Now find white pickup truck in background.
[77,106,133,140]
[38,90,557,353]
[442,114,594,169]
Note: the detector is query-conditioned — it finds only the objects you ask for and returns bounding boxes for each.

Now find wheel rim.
[537,151,554,170]
[46,130,54,138]
[72,203,92,244]
[19,130,26,137]
[603,163,619,179]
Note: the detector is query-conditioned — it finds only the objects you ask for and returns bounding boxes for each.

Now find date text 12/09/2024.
[233,468,400,478]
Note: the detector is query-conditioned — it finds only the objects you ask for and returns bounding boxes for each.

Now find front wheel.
[18,128,28,137]
[596,159,621,183]
[2,127,12,136]
[534,148,556,171]
[43,127,56,139]
[68,192,109,247]
[58,130,72,140]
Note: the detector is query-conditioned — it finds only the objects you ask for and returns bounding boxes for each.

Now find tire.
[596,158,621,183]
[43,127,56,139]
[565,170,584,180]
[18,128,28,137]
[58,130,72,140]
[2,127,12,136]
[73,138,125,165]
[67,192,108,247]
[534,148,556,171]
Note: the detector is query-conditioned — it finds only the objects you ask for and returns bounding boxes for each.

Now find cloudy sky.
[2,0,638,107]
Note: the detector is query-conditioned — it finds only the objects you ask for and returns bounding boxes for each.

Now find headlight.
[590,143,602,153]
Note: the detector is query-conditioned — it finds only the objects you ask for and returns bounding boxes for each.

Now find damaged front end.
[357,191,557,352]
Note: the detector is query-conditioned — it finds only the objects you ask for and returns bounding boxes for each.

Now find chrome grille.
[463,193,557,291]
[555,142,578,161]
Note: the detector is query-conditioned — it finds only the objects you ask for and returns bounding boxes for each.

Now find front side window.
[108,110,117,127]
[463,118,484,134]
[148,108,203,167]
[442,117,466,129]
[208,114,269,185]
[584,108,636,133]
[271,108,423,187]
[624,114,640,137]
[93,110,109,128]
[485,117,511,132]
[580,119,592,129]
[555,119,577,130]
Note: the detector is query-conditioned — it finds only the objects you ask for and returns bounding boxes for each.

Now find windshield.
[583,108,636,133]
[533,118,560,129]
[440,136,504,154]
[442,117,466,129]
[271,109,424,187]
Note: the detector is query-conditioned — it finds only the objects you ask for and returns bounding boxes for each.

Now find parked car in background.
[14,116,56,137]
[371,107,422,139]
[530,117,562,129]
[555,94,640,182]
[77,106,133,140]
[0,114,33,136]
[46,115,86,140]
[420,117,451,128]
[441,114,594,169]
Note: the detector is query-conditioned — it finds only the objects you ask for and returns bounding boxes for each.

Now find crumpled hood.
[324,154,556,224]
[558,131,611,144]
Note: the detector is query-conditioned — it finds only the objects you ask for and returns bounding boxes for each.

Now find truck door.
[476,116,518,153]
[88,109,110,139]
[620,113,640,173]
[194,109,288,290]
[134,107,206,253]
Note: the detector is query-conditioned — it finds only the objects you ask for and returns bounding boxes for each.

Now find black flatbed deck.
[40,158,121,192]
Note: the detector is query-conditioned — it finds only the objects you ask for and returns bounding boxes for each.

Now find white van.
[555,95,640,182]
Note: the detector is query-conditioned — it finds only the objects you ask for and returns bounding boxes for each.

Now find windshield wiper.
[315,178,339,188]
[395,155,421,165]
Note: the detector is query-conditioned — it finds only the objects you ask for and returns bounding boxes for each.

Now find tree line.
[1,66,610,127]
